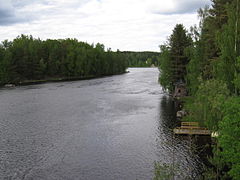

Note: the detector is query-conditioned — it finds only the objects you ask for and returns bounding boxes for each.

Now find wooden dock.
[173,122,211,135]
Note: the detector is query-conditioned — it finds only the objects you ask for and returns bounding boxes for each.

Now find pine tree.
[159,24,192,92]
[169,24,192,83]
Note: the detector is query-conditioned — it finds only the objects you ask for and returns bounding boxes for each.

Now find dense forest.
[0,35,127,85]
[121,51,159,67]
[158,0,240,179]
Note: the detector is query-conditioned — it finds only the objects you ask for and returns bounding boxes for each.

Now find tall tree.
[159,24,192,92]
[169,24,192,83]
[158,45,172,91]
[216,0,240,94]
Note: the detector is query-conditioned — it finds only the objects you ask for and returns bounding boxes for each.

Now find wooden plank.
[175,126,208,130]
[181,122,199,127]
[173,128,211,135]
[180,126,205,129]
[174,121,211,135]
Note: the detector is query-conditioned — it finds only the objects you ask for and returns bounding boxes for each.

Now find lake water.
[0,68,202,180]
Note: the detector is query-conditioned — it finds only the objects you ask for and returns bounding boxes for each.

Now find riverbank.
[1,71,128,88]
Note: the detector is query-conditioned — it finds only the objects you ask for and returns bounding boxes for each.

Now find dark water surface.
[0,68,202,180]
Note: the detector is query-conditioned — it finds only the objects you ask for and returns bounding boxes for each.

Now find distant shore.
[1,71,129,88]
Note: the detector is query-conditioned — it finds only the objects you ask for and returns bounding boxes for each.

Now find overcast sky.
[0,0,211,51]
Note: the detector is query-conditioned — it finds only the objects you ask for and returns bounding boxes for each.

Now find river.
[0,68,202,180]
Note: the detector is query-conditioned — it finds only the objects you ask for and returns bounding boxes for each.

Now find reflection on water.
[159,95,177,130]
[157,95,205,179]
[0,68,203,180]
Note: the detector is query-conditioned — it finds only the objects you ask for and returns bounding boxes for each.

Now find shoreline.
[1,71,129,88]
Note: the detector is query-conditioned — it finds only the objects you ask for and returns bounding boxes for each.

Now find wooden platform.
[173,122,211,135]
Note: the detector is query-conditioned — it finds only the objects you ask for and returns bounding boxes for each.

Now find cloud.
[0,0,212,51]
[148,0,211,15]
[0,0,93,26]
[0,0,40,25]
[0,0,18,25]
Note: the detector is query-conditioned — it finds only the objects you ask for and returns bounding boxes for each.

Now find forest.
[121,51,159,67]
[158,0,240,179]
[0,35,127,85]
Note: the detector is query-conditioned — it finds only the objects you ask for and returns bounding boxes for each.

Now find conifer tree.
[159,24,192,92]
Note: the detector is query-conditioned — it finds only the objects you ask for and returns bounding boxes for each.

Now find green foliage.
[121,51,159,67]
[158,24,192,92]
[146,57,153,66]
[159,0,240,179]
[209,0,232,28]
[169,24,192,83]
[215,0,240,94]
[218,97,240,179]
[202,145,231,179]
[205,97,240,180]
[0,35,127,85]
[158,45,173,92]
[233,56,240,91]
[183,0,240,128]
[184,79,229,131]
[153,162,174,180]
[185,41,205,95]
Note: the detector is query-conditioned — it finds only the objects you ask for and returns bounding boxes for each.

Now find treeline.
[121,51,159,67]
[159,0,240,179]
[0,35,127,85]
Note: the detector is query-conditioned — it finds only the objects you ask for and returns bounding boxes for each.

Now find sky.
[0,0,211,52]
